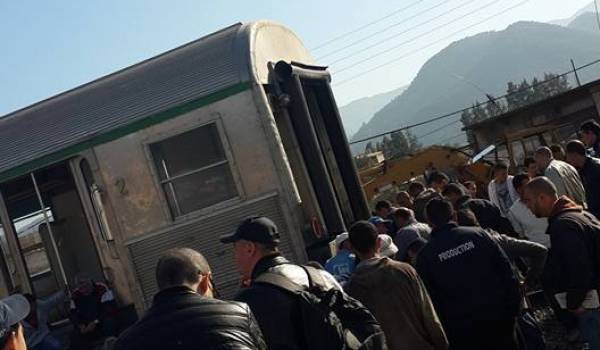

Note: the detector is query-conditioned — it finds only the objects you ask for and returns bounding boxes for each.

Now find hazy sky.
[0,0,593,115]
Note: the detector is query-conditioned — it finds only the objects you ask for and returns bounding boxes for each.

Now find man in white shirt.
[508,174,549,247]
[488,162,518,218]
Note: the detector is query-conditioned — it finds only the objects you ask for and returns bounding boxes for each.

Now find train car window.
[149,123,237,217]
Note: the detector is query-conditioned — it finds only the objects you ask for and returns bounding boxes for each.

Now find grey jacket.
[544,160,586,206]
[485,229,548,286]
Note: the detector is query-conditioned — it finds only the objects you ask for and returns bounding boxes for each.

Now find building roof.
[0,21,313,181]
[463,78,600,131]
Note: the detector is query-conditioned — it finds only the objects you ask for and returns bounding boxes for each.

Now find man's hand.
[86,321,97,333]
[80,321,98,334]
[569,307,586,316]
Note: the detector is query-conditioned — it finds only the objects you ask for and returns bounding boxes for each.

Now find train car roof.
[0,21,313,182]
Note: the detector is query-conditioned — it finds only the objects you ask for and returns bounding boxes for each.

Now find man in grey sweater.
[535,146,586,206]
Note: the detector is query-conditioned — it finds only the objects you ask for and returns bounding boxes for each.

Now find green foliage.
[364,129,421,160]
[461,72,570,146]
[461,72,570,128]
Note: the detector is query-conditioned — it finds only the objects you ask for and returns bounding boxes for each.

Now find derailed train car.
[0,21,368,313]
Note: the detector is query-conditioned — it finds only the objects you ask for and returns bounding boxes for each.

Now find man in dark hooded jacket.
[442,183,517,237]
[523,177,600,349]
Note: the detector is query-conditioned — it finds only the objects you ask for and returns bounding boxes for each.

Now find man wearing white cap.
[324,233,356,284]
[0,294,30,350]
[378,235,399,259]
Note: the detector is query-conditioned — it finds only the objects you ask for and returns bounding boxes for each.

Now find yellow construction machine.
[358,145,492,201]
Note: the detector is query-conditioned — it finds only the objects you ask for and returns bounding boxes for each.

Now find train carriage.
[0,21,368,314]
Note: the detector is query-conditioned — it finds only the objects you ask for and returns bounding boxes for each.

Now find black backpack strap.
[301,265,327,289]
[254,272,305,293]
[254,266,329,292]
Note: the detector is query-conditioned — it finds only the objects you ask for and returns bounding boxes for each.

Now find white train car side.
[0,21,368,312]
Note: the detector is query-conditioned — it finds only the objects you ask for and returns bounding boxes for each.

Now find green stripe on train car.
[0,81,251,183]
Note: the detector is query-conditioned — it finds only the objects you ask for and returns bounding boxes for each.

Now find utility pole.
[594,0,600,33]
[571,59,581,87]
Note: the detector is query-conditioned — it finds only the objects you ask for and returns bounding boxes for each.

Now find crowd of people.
[1,121,600,350]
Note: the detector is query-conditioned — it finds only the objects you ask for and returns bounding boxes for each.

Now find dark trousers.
[68,318,119,350]
[448,318,519,350]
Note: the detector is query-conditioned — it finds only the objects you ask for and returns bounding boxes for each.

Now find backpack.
[255,265,388,350]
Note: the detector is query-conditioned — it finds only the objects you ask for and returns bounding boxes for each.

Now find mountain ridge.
[339,86,407,137]
[350,20,600,151]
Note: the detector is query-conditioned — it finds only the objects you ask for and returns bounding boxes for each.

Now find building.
[464,79,600,168]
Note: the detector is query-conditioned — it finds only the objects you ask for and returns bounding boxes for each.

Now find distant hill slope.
[339,86,406,137]
[350,21,600,151]
[550,2,595,26]
[568,12,600,34]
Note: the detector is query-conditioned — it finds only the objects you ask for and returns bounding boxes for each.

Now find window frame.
[144,119,244,222]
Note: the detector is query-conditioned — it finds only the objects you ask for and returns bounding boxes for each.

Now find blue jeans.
[579,308,600,349]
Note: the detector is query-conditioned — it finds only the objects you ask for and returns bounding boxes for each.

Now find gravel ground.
[527,290,588,350]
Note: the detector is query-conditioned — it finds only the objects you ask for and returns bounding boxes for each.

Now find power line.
[311,0,425,51]
[335,0,530,85]
[333,0,505,75]
[324,0,478,65]
[317,0,456,61]
[440,131,467,144]
[348,56,600,145]
[416,118,462,139]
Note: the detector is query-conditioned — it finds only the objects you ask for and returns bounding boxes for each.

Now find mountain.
[350,21,600,152]
[339,86,406,137]
[568,12,600,34]
[550,2,595,26]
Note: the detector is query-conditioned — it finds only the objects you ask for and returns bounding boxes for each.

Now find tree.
[506,80,529,109]
[460,71,571,148]
[484,98,505,118]
[471,103,488,123]
[406,129,421,152]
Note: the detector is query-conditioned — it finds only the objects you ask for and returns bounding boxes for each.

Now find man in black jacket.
[114,248,266,350]
[580,119,600,157]
[442,183,517,237]
[416,199,521,350]
[220,216,342,350]
[565,139,600,218]
[523,177,600,348]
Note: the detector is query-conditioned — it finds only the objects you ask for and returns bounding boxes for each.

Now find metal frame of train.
[0,21,369,313]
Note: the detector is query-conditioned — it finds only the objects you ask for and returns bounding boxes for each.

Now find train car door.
[267,61,369,259]
[0,161,105,297]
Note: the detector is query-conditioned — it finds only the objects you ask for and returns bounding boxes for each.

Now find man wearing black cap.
[220,216,341,350]
[0,294,30,350]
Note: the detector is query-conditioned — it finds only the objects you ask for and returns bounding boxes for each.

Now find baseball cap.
[368,216,391,225]
[0,294,29,340]
[220,216,281,244]
[333,232,350,248]
[379,234,399,258]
